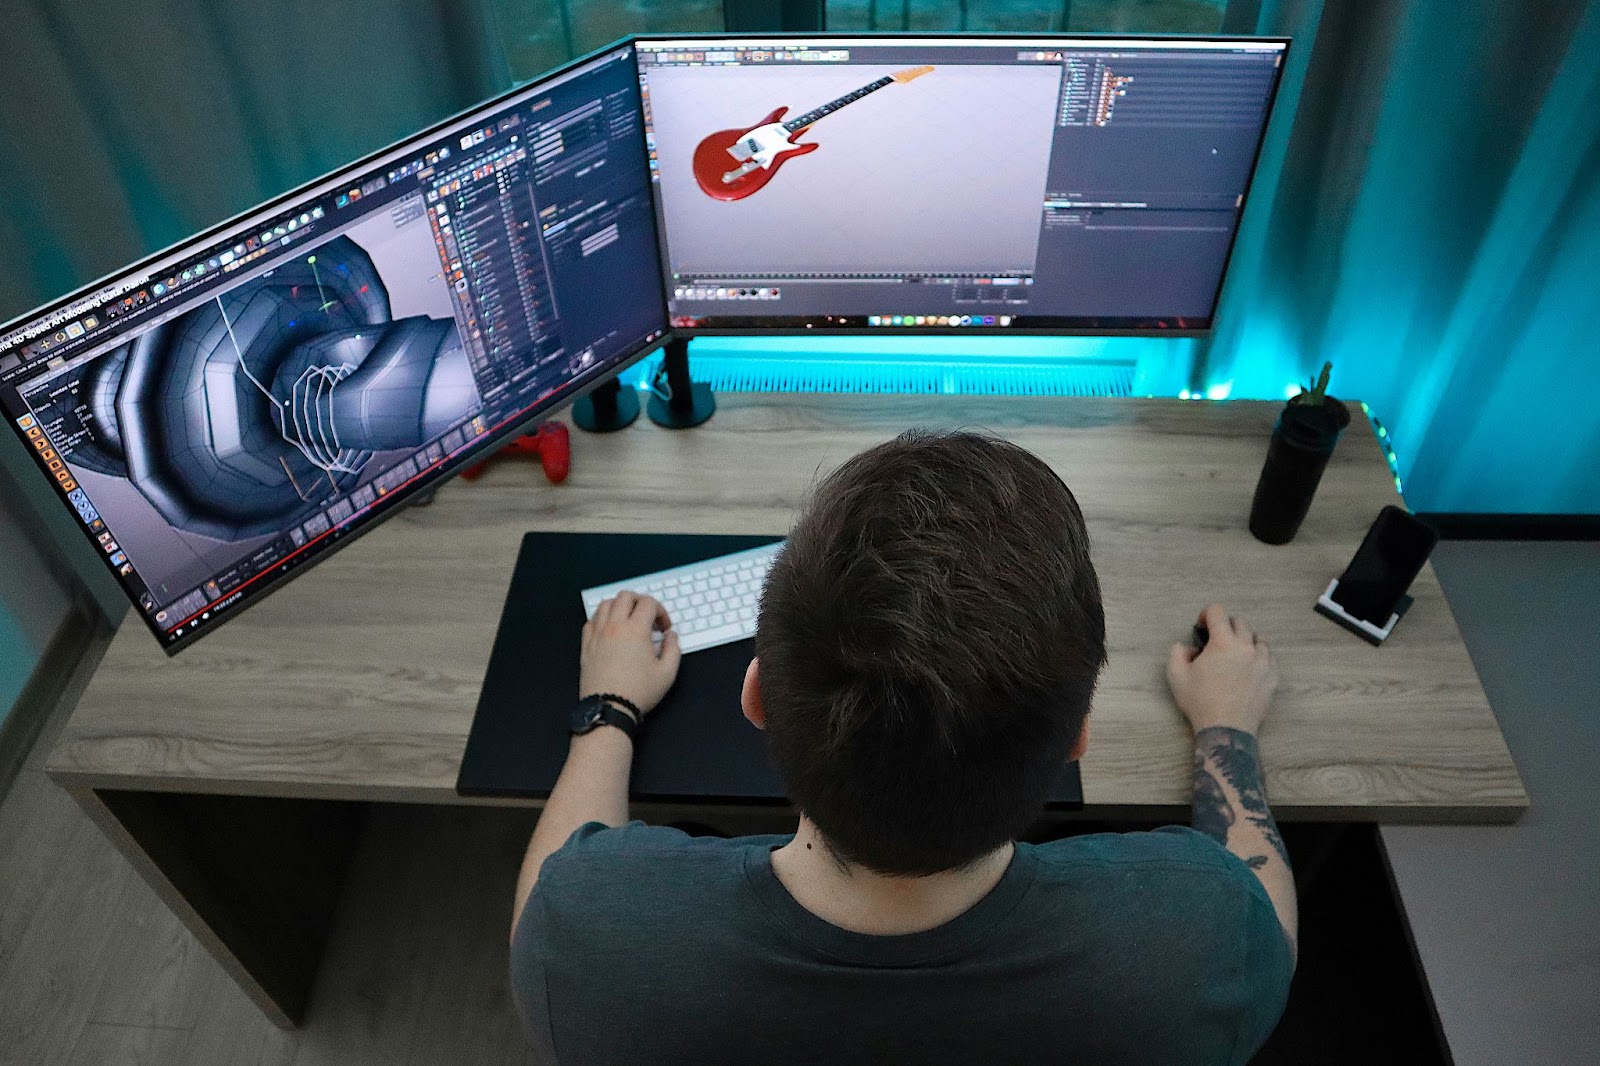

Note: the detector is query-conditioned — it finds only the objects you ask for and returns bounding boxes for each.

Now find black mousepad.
[457,532,1083,808]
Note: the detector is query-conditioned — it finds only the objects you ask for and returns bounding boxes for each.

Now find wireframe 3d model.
[71,237,477,540]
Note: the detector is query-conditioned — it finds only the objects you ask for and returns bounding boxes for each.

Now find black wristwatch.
[571,694,640,740]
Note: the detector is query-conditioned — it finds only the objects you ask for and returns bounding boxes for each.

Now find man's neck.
[769,818,1015,936]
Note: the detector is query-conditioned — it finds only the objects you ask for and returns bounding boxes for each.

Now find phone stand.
[1313,579,1413,647]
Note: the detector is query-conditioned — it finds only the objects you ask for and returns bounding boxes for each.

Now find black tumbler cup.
[1248,398,1351,545]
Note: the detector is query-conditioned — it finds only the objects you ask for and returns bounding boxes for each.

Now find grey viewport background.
[646,63,1063,276]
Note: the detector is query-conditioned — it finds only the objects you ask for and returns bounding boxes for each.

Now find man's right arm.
[1190,724,1297,957]
[1167,603,1298,960]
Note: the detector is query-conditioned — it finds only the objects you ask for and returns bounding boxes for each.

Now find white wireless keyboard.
[580,542,784,654]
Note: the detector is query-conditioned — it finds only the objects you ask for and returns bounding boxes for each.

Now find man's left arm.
[511,592,681,941]
[512,728,634,937]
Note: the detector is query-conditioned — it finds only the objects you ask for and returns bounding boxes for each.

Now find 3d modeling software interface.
[0,35,1290,652]
[637,36,1286,331]
[0,44,665,650]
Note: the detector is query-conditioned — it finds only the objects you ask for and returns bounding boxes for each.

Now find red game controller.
[461,421,570,484]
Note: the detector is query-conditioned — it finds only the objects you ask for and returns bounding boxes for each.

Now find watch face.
[571,704,601,733]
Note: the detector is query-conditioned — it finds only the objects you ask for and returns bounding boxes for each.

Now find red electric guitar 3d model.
[692,65,934,201]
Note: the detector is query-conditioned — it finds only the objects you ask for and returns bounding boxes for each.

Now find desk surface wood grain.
[46,395,1527,821]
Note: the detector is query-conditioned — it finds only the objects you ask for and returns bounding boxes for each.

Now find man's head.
[749,430,1106,876]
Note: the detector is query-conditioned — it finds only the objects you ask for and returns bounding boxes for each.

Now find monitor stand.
[647,337,715,428]
[571,377,640,433]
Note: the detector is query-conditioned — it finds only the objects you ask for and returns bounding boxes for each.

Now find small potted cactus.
[1248,362,1352,544]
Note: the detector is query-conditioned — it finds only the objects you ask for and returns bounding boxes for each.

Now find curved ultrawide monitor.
[0,42,666,654]
[636,34,1288,335]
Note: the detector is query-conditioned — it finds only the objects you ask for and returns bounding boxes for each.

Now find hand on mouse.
[579,591,682,717]
[1166,603,1279,736]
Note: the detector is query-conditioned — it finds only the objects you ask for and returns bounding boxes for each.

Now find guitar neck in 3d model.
[692,65,935,201]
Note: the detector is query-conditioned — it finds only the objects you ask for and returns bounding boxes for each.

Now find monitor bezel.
[0,39,670,656]
[633,31,1291,339]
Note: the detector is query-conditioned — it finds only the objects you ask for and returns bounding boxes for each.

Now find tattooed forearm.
[1189,726,1300,957]
[1190,727,1290,868]
[1191,758,1234,846]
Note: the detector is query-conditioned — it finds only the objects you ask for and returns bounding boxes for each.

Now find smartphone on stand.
[1315,506,1439,644]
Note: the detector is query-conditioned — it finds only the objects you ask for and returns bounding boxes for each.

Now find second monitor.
[637,35,1288,334]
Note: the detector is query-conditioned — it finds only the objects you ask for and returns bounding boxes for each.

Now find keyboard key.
[680,622,748,653]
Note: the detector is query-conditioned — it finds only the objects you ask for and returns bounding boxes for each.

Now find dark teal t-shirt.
[512,822,1293,1065]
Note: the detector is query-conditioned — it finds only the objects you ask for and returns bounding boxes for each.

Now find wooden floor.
[0,683,798,1065]
[0,725,535,1064]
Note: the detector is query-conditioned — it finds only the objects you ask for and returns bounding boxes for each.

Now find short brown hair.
[756,430,1106,875]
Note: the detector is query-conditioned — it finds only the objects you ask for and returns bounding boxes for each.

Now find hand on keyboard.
[578,592,682,717]
[580,542,783,656]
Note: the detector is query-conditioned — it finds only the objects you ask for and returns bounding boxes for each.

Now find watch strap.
[588,692,643,723]
[574,694,638,739]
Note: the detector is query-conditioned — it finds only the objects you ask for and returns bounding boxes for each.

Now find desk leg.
[66,786,364,1029]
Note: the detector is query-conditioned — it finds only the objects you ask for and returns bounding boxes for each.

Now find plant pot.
[1248,397,1352,545]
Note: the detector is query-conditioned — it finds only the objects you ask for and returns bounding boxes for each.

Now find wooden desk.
[45,395,1526,1025]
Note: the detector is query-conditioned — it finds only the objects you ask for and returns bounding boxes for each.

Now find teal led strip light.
[1360,401,1405,495]
[624,351,1136,398]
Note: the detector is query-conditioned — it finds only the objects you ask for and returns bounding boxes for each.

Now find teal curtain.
[0,0,510,324]
[493,0,722,82]
[1204,0,1600,514]
[825,0,1226,33]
